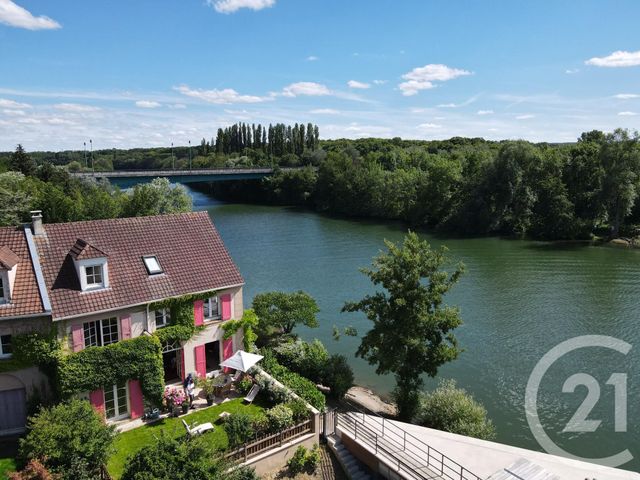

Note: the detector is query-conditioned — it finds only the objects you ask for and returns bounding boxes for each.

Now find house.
[0,211,245,432]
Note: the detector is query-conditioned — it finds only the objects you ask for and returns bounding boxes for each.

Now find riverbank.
[344,386,397,417]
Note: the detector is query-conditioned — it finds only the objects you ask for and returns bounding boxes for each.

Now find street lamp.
[188,140,192,170]
[171,142,174,170]
[90,139,94,172]
[83,142,87,167]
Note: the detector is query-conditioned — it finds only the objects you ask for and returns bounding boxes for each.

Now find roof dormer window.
[0,276,5,304]
[70,239,109,292]
[143,256,163,275]
[0,246,20,305]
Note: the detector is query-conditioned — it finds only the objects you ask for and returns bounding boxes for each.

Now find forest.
[1,125,639,241]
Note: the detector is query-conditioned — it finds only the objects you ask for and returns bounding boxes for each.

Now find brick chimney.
[30,210,44,236]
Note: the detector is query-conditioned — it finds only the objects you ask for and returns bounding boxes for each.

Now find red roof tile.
[69,239,108,260]
[35,212,244,320]
[0,246,20,269]
[0,227,45,318]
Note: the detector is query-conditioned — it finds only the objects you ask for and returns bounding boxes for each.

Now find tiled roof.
[0,246,20,269]
[35,212,244,320]
[69,239,108,260]
[0,227,46,318]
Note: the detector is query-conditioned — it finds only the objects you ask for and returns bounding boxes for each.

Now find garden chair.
[243,384,260,403]
[230,370,242,382]
[182,419,214,436]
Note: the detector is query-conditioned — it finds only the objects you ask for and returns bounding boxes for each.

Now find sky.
[0,0,639,151]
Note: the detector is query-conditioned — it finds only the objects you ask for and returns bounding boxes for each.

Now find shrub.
[274,339,328,383]
[8,459,55,480]
[322,354,354,400]
[18,399,116,479]
[287,444,320,474]
[237,378,253,395]
[224,413,255,448]
[265,404,294,433]
[255,373,293,405]
[251,412,269,436]
[286,398,310,423]
[415,380,496,440]
[260,351,326,411]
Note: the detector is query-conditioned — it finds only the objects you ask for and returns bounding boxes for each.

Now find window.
[0,276,5,303]
[203,296,220,320]
[0,335,11,358]
[104,382,128,420]
[83,318,119,347]
[85,264,104,288]
[143,256,163,275]
[155,308,170,328]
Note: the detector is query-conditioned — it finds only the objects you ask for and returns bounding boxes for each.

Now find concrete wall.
[245,433,318,476]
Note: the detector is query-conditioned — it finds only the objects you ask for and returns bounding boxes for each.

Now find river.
[187,186,640,472]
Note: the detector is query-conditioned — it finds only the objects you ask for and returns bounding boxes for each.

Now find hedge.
[260,350,325,411]
[58,335,164,405]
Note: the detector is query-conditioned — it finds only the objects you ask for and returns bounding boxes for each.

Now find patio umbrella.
[219,350,264,372]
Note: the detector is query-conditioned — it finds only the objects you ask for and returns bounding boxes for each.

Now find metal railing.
[224,419,312,463]
[336,408,482,480]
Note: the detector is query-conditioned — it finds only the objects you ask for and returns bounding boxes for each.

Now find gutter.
[24,227,52,314]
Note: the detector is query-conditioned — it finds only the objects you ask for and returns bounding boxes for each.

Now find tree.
[0,172,32,226]
[9,144,36,176]
[122,177,192,217]
[415,380,495,440]
[121,434,257,480]
[18,399,116,479]
[322,354,354,400]
[252,291,319,338]
[343,232,464,420]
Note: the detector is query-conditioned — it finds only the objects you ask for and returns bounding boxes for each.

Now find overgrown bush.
[322,354,354,400]
[251,412,269,436]
[18,399,116,479]
[287,444,320,474]
[236,378,253,395]
[273,339,328,382]
[254,373,293,404]
[285,398,310,423]
[265,404,294,433]
[8,459,55,480]
[224,413,255,448]
[415,380,496,440]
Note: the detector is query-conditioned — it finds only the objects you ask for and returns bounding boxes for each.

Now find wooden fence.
[224,419,313,463]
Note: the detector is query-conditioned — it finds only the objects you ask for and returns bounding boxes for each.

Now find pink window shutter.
[128,380,144,419]
[71,324,84,352]
[194,345,206,378]
[222,338,233,372]
[221,294,232,320]
[89,389,105,415]
[120,315,131,340]
[194,300,204,326]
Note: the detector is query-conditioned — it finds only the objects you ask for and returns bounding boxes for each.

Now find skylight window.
[143,256,163,275]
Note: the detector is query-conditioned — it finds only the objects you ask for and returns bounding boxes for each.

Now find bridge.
[72,167,284,188]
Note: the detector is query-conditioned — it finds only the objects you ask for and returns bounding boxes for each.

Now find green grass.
[107,398,266,479]
[0,458,17,480]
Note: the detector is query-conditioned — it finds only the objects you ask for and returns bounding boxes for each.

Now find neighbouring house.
[0,210,245,433]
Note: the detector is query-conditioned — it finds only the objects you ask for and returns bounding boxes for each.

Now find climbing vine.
[149,290,220,345]
[222,309,258,352]
[57,335,164,405]
[0,328,61,375]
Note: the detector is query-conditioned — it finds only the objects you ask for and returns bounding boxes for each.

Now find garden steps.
[327,435,375,480]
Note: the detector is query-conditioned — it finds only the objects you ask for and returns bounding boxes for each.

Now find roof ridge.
[42,211,207,229]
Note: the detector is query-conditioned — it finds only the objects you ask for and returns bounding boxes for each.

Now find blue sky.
[0,0,639,150]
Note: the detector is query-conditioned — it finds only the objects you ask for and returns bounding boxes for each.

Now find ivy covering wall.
[58,336,164,404]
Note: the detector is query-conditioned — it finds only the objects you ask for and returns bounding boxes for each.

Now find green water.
[189,188,640,471]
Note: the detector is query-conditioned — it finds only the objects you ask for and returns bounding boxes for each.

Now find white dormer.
[69,239,109,292]
[0,246,20,304]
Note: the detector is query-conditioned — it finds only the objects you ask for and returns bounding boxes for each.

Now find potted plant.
[201,378,216,406]
[163,387,187,417]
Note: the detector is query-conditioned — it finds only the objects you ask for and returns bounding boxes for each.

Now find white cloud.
[0,0,60,30]
[54,103,100,112]
[399,64,472,96]
[135,100,161,109]
[0,98,31,109]
[169,103,187,109]
[618,111,638,116]
[281,82,331,97]
[46,117,74,125]
[614,93,639,99]
[306,56,318,61]
[207,0,274,14]
[477,110,494,115]
[175,85,268,104]
[418,123,442,129]
[310,108,340,115]
[516,114,535,120]
[347,80,371,89]
[373,80,387,85]
[436,95,479,109]
[2,108,25,116]
[586,50,640,67]
[565,69,579,74]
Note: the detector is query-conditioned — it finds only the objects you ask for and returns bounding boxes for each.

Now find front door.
[0,388,26,435]
[104,383,128,420]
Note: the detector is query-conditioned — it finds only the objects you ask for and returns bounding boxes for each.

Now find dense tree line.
[214,122,320,156]
[210,129,640,241]
[0,145,192,227]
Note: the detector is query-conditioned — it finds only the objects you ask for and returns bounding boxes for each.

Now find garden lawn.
[108,398,266,479]
[0,457,16,480]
